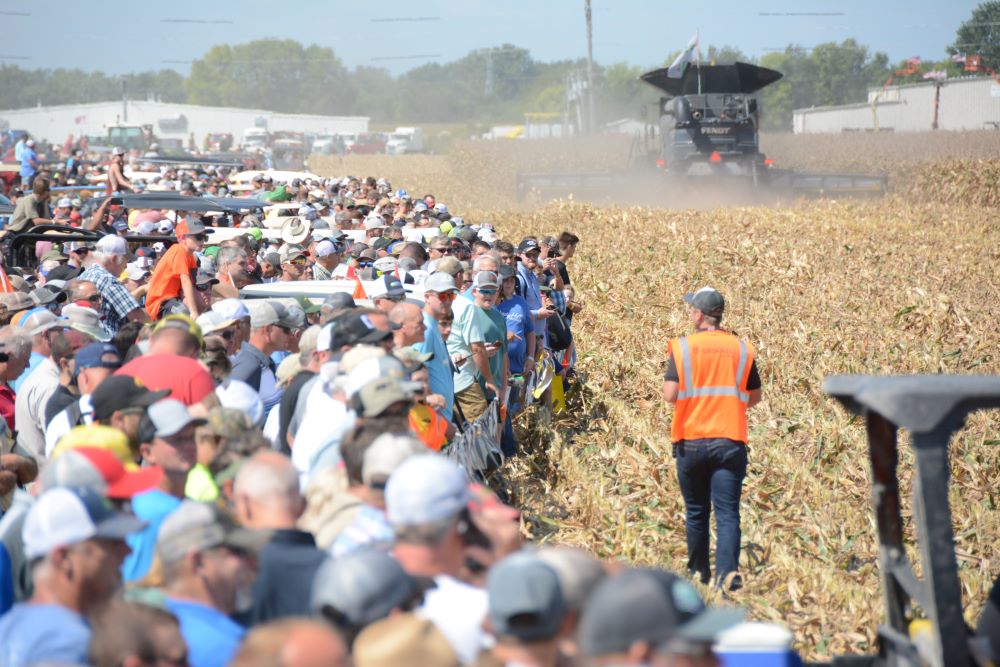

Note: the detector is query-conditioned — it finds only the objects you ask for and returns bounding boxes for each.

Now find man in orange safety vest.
[662,287,762,591]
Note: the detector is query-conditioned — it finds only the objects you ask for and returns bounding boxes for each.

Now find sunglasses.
[356,261,373,267]
[286,258,308,266]
[432,247,452,254]
[219,329,235,340]
[435,291,456,302]
[477,288,497,295]
[86,294,103,304]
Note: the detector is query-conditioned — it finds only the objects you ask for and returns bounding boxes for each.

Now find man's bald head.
[389,302,426,347]
[233,451,303,526]
[229,618,348,667]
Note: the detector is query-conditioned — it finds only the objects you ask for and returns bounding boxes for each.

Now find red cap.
[72,447,164,499]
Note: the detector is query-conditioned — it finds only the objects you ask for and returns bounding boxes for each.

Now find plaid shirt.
[79,263,140,335]
[329,504,394,558]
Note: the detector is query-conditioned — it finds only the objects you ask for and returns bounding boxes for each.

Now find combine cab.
[516,59,886,202]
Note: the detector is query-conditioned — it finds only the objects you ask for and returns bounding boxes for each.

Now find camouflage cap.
[204,407,254,440]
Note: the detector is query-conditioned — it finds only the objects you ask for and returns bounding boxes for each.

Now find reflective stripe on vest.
[676,337,750,403]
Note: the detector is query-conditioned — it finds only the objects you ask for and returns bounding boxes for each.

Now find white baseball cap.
[385,454,472,526]
[96,234,128,257]
[212,298,250,321]
[22,486,146,560]
[314,240,337,257]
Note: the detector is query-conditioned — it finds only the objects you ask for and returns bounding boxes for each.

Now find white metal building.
[792,76,1000,133]
[0,100,368,144]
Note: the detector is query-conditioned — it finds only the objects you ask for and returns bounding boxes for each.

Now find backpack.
[547,310,573,352]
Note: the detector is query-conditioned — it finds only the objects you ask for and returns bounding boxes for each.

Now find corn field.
[312,138,1000,659]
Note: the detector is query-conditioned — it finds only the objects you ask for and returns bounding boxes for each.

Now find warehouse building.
[793,76,1000,133]
[0,100,368,145]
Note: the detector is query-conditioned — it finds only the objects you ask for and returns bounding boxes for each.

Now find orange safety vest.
[668,330,755,444]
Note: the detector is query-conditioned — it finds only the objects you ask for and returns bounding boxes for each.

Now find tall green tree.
[185,39,354,114]
[950,2,1000,68]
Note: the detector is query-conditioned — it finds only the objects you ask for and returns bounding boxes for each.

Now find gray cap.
[577,568,744,657]
[535,546,607,613]
[488,553,565,642]
[322,292,356,312]
[157,500,268,564]
[472,271,498,290]
[311,548,420,628]
[147,399,206,438]
[683,286,725,317]
[423,272,457,294]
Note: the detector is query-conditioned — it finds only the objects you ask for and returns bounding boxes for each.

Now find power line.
[160,19,235,24]
[0,11,30,16]
[370,17,440,22]
[0,55,32,60]
[758,12,845,16]
[370,54,442,62]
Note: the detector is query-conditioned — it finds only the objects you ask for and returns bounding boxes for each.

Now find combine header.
[516,60,887,202]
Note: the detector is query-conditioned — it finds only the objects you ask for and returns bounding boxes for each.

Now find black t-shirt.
[44,384,78,427]
[277,369,316,455]
[554,258,571,285]
[663,347,761,390]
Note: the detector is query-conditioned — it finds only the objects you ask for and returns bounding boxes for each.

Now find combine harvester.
[516,61,887,203]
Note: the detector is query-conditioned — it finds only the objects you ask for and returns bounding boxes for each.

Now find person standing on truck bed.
[662,287,762,591]
[106,147,132,196]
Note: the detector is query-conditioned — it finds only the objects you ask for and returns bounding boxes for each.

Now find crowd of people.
[0,158,752,667]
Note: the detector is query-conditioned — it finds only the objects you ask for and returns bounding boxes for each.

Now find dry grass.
[312,144,1000,660]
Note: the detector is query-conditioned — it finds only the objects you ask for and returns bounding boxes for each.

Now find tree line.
[0,4,991,133]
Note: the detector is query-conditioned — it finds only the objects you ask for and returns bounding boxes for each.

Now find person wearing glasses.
[78,234,150,335]
[280,248,310,282]
[145,219,211,319]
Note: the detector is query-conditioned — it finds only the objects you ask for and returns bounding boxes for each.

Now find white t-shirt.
[291,379,354,489]
[418,574,489,665]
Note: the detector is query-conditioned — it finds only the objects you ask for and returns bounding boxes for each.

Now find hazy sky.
[2,0,979,75]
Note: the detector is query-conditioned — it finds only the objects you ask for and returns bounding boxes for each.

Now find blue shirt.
[414,311,453,422]
[11,352,45,394]
[516,263,545,337]
[497,295,530,374]
[166,598,244,667]
[124,489,182,582]
[0,543,12,615]
[0,603,90,667]
[19,148,37,181]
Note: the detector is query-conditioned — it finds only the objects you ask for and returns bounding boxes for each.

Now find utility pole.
[584,0,596,134]
[120,76,128,123]
[484,48,495,97]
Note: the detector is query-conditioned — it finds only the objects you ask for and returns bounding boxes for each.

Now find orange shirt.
[145,243,196,319]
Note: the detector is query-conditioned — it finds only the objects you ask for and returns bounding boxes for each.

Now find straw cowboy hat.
[280,216,311,245]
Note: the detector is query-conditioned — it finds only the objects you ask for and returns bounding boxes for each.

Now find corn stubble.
[314,141,1000,659]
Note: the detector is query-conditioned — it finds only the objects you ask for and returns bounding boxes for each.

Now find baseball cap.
[422,272,457,294]
[370,274,406,301]
[196,310,239,336]
[262,251,281,267]
[271,301,304,329]
[176,218,210,238]
[321,292,356,314]
[74,342,123,375]
[323,312,393,351]
[683,286,725,317]
[488,553,566,642]
[22,486,147,560]
[353,377,416,418]
[314,239,337,257]
[518,239,540,254]
[472,271,498,290]
[96,234,128,256]
[50,424,135,467]
[21,308,66,335]
[62,304,111,342]
[498,265,516,280]
[56,197,73,208]
[362,434,425,488]
[112,146,126,156]
[0,292,35,315]
[294,296,321,316]
[41,447,163,499]
[246,301,280,329]
[577,568,744,657]
[156,500,268,564]
[204,407,254,440]
[212,298,250,321]
[91,376,170,422]
[215,379,264,427]
[312,548,421,628]
[147,399,206,438]
[431,257,462,277]
[385,454,472,526]
[124,263,150,282]
[353,614,459,667]
[535,547,607,613]
[152,313,204,347]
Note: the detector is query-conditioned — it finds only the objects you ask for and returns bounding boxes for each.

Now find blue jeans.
[673,439,747,587]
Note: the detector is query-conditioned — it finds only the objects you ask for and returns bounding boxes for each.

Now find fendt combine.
[516,61,888,202]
